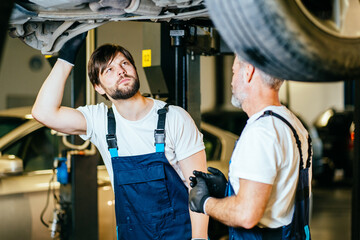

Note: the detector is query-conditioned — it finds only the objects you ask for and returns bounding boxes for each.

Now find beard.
[231,91,247,109]
[231,95,242,108]
[107,75,140,100]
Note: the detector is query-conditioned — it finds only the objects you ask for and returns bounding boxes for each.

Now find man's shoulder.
[77,102,109,116]
[251,106,308,137]
[152,99,188,116]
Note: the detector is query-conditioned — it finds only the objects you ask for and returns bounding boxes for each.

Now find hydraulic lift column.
[0,0,14,66]
[352,80,360,240]
[170,24,187,109]
[142,22,201,126]
[59,29,99,240]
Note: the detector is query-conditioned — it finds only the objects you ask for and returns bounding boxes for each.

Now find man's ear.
[94,84,105,95]
[245,64,255,83]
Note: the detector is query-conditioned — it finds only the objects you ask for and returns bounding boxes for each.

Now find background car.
[0,106,237,240]
[0,107,116,240]
[313,107,354,185]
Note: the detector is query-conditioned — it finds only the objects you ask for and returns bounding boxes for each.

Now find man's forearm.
[204,196,248,228]
[32,60,72,124]
[204,179,272,229]
[189,210,209,239]
[205,195,262,229]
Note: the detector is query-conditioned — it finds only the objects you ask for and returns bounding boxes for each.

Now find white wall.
[200,56,216,112]
[280,81,344,126]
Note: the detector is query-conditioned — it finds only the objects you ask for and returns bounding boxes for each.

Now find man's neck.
[112,92,154,121]
[244,92,281,118]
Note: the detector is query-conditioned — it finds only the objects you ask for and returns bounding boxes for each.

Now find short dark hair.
[88,44,136,87]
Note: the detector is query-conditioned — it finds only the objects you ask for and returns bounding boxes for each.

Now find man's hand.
[189,177,210,214]
[190,167,227,198]
[58,32,87,65]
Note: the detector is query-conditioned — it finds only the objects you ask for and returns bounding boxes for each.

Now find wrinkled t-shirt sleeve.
[77,105,95,141]
[76,104,107,145]
[168,106,205,161]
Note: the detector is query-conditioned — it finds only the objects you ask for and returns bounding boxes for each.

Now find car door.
[0,125,116,240]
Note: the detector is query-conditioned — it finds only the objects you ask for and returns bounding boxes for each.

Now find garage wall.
[0,35,51,110]
[0,21,345,127]
[282,81,344,125]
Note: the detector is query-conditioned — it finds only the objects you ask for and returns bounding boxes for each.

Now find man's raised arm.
[32,33,88,136]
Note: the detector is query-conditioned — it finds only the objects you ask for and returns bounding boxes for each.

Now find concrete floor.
[311,184,352,240]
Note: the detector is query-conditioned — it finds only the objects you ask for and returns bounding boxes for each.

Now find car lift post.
[170,24,187,110]
[143,22,201,126]
[352,79,360,240]
[0,0,14,66]
[58,29,99,240]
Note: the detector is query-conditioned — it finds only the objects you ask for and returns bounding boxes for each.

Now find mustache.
[117,74,133,83]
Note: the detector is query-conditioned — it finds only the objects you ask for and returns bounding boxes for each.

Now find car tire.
[206,0,360,82]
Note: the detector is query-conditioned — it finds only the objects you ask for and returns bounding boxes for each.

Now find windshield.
[0,117,27,138]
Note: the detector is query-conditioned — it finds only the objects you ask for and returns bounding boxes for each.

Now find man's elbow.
[233,210,261,229]
[241,218,259,229]
[31,106,49,125]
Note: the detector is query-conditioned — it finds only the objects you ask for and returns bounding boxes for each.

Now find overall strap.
[258,110,312,169]
[306,135,312,168]
[154,104,170,152]
[107,108,119,157]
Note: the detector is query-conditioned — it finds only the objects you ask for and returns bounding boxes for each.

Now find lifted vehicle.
[7,0,360,81]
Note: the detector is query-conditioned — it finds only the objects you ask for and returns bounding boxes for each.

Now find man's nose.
[117,66,126,75]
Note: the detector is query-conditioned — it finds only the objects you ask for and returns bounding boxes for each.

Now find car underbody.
[9,0,208,54]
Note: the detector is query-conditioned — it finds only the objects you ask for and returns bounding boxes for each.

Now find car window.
[0,117,27,138]
[202,130,222,161]
[3,127,61,172]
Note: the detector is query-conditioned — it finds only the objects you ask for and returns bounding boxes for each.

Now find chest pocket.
[114,164,171,213]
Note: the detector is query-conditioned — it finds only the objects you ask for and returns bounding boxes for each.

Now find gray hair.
[236,55,284,91]
[255,68,284,91]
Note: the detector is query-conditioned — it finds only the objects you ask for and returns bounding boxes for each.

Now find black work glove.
[190,167,228,198]
[58,32,87,65]
[189,177,210,214]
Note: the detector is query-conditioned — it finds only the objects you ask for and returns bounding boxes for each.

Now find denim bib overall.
[227,110,312,240]
[106,105,191,240]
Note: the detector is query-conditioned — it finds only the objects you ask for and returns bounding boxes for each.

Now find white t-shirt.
[228,105,312,228]
[77,99,205,187]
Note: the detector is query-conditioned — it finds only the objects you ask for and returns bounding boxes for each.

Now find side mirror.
[0,154,23,177]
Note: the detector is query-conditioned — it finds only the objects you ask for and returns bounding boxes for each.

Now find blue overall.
[106,105,192,240]
[227,110,312,240]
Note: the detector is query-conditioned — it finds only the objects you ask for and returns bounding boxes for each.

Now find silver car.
[0,106,117,240]
[0,106,238,240]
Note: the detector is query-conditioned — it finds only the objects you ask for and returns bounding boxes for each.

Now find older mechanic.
[32,33,209,240]
[189,55,312,239]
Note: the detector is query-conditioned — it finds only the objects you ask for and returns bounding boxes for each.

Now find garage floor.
[311,184,351,240]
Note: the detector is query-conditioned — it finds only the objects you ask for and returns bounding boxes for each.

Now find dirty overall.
[106,105,191,240]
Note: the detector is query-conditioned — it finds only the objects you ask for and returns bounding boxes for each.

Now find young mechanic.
[189,55,312,239]
[32,33,209,240]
